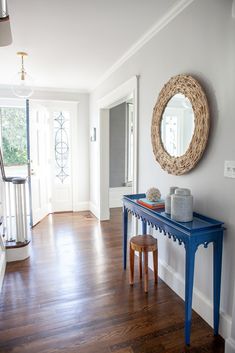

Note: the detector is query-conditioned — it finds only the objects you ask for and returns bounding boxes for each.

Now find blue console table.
[122,193,224,346]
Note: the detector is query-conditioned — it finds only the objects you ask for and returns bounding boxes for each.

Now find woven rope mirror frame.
[151,74,209,175]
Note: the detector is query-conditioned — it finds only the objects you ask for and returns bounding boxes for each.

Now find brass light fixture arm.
[17,52,28,81]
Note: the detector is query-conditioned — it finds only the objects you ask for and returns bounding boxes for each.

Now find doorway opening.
[0,98,79,229]
[109,98,134,208]
[28,100,79,226]
[98,76,139,220]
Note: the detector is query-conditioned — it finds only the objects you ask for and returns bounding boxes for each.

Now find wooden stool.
[129,235,158,293]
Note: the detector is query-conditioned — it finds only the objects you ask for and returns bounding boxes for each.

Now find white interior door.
[29,101,51,226]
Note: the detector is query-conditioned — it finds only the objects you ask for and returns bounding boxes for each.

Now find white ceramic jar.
[171,188,193,222]
[165,186,178,215]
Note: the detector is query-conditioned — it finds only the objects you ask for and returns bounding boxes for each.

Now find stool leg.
[153,249,158,284]
[129,244,134,285]
[144,251,148,293]
[139,252,142,279]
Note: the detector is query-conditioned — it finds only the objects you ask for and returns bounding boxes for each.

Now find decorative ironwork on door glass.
[54,111,70,183]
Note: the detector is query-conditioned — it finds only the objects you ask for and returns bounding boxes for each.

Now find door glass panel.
[53,111,70,184]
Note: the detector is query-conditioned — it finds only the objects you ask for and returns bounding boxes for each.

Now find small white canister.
[171,188,193,222]
[165,186,178,215]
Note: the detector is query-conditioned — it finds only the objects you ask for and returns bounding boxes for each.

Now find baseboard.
[89,201,100,219]
[0,251,6,292]
[225,337,235,353]
[73,202,90,212]
[149,258,232,339]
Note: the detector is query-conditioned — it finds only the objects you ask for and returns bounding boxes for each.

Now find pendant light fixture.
[0,0,12,46]
[12,52,34,98]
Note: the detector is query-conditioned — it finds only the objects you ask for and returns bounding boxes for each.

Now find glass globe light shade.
[11,71,34,98]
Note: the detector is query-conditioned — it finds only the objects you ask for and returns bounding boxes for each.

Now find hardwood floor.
[0,209,224,353]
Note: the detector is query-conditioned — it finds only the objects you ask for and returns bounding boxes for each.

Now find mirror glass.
[161,93,195,157]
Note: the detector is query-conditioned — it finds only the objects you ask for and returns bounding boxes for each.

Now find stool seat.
[130,234,157,252]
[129,234,158,293]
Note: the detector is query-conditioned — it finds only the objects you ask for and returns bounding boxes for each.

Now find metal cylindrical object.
[23,183,27,241]
[0,0,8,18]
[12,178,27,242]
[7,181,12,240]
[1,180,8,238]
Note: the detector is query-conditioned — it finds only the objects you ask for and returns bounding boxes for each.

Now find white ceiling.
[0,0,179,92]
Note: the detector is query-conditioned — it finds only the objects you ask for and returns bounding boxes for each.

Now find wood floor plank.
[0,209,224,353]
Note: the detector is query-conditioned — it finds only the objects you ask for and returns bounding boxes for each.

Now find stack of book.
[137,198,165,210]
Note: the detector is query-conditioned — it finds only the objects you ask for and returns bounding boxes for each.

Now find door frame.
[98,76,139,220]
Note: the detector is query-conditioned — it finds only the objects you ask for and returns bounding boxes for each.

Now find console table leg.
[213,232,223,335]
[185,243,196,346]
[123,207,128,270]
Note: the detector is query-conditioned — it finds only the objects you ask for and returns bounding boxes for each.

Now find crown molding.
[0,84,89,95]
[33,85,89,94]
[92,0,195,91]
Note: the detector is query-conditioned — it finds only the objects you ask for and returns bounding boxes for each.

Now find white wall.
[90,0,235,338]
[0,87,90,211]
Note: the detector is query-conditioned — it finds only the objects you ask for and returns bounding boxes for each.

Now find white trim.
[89,201,99,219]
[0,98,25,108]
[0,84,89,95]
[99,109,110,220]
[32,86,89,94]
[30,98,79,105]
[71,103,79,213]
[98,76,139,220]
[98,76,138,109]
[73,202,90,212]
[93,0,195,90]
[225,337,235,353]
[148,258,232,339]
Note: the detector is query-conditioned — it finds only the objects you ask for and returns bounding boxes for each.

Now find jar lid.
[170,186,178,194]
[175,188,191,196]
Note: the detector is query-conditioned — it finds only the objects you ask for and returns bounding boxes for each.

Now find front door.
[45,101,77,213]
[29,101,50,226]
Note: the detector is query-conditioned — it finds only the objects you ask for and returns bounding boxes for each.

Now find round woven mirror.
[151,74,209,175]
